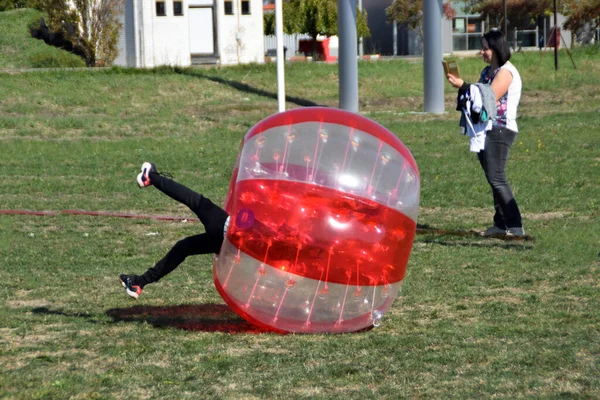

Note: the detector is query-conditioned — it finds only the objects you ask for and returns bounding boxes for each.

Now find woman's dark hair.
[482,29,511,66]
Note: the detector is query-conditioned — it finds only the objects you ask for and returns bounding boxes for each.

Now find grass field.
[1,9,600,399]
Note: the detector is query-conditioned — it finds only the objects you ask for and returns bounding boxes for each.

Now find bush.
[0,0,43,11]
[28,48,86,68]
[27,14,42,35]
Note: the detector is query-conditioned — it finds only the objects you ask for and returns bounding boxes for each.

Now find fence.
[516,29,538,49]
[264,34,311,57]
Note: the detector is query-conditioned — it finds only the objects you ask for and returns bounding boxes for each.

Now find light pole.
[275,0,286,112]
[423,0,444,113]
[503,0,507,34]
[358,0,363,58]
[338,0,359,112]
[554,0,558,70]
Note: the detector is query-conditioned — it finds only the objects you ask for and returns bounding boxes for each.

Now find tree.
[43,0,124,66]
[386,0,456,40]
[468,0,552,19]
[467,0,600,45]
[264,0,370,58]
[70,0,124,66]
[560,0,600,40]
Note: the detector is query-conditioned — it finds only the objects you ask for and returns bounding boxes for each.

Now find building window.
[224,0,233,15]
[241,0,250,14]
[451,16,483,50]
[173,0,183,16]
[156,0,166,16]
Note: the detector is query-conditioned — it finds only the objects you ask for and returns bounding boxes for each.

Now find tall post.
[358,0,364,58]
[275,0,286,112]
[393,21,398,56]
[503,0,507,34]
[554,0,558,70]
[338,0,359,112]
[423,0,444,113]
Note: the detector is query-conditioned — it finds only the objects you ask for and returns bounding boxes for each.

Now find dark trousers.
[138,172,229,287]
[477,127,523,229]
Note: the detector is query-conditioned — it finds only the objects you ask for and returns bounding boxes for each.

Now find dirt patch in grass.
[7,299,50,308]
[362,95,423,111]
[422,207,575,224]
[523,211,571,220]
[1,325,66,351]
[1,349,98,371]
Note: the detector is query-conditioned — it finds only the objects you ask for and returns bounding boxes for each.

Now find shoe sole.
[479,232,506,237]
[120,279,140,300]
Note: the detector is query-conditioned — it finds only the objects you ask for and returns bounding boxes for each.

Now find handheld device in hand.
[442,59,460,78]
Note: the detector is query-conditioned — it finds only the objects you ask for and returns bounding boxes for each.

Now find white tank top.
[479,61,522,132]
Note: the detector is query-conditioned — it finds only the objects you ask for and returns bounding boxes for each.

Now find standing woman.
[446,29,525,237]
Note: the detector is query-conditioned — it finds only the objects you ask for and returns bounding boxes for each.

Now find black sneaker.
[136,162,156,188]
[120,274,143,299]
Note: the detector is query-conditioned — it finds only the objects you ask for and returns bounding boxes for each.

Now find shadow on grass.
[175,69,322,108]
[420,237,534,250]
[416,223,534,250]
[105,303,274,334]
[31,305,272,334]
[32,306,100,323]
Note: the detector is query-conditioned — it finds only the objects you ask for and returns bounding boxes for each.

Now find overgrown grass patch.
[0,8,85,69]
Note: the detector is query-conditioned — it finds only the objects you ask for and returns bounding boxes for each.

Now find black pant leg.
[477,127,522,229]
[138,233,220,286]
[150,171,229,240]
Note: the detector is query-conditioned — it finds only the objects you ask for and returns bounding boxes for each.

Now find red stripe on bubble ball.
[226,179,415,286]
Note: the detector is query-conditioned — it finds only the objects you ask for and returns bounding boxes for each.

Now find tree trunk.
[311,33,320,60]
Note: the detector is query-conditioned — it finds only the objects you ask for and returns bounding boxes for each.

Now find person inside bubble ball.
[446,29,525,237]
[119,162,231,299]
[119,162,312,299]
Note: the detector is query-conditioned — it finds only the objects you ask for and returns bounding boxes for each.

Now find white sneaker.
[480,226,506,237]
[136,162,156,188]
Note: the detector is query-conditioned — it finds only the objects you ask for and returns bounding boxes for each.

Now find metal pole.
[393,21,398,56]
[275,0,286,112]
[423,0,444,113]
[358,0,363,58]
[338,0,359,112]
[466,12,469,50]
[554,0,558,70]
[503,0,507,35]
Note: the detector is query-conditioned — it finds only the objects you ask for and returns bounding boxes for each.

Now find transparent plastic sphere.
[214,107,420,333]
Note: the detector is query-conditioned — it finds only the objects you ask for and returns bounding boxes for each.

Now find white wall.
[114,0,264,67]
[142,0,191,67]
[217,0,264,65]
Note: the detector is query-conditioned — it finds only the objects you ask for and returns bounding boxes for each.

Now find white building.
[114,0,265,67]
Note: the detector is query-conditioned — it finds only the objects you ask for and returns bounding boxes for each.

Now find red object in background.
[547,27,561,48]
[298,38,337,62]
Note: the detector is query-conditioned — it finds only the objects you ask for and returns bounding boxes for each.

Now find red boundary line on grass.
[0,209,199,222]
[0,210,60,216]
[1,209,533,241]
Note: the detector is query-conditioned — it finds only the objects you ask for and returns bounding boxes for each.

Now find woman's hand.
[446,74,464,89]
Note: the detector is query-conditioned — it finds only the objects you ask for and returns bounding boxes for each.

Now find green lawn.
[1,11,600,399]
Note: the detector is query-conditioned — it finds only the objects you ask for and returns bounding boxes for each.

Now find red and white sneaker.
[120,274,143,299]
[136,162,156,188]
